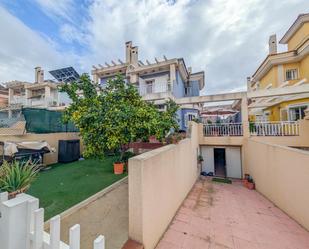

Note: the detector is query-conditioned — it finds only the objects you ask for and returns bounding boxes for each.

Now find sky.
[0,0,309,95]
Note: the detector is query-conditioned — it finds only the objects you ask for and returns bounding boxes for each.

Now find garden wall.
[0,132,81,165]
[244,139,309,230]
[128,122,199,249]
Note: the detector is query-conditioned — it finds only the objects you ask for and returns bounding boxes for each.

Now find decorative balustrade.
[250,121,299,136]
[0,192,105,249]
[203,123,243,136]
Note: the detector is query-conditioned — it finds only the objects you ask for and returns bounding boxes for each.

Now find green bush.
[0,160,40,193]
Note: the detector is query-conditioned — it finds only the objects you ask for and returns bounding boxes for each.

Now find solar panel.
[49,67,80,83]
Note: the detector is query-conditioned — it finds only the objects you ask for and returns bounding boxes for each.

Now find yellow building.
[248,13,309,122]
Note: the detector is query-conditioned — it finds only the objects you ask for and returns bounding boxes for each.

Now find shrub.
[0,160,40,193]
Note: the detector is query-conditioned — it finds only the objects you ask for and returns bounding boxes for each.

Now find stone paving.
[59,179,128,249]
[156,177,309,249]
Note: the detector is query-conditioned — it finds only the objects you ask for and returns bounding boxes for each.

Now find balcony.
[250,121,299,136]
[203,123,243,136]
[138,81,173,101]
[202,121,300,137]
[138,82,171,96]
[9,96,27,106]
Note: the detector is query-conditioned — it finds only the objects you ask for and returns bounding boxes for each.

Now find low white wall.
[244,139,309,230]
[128,123,199,249]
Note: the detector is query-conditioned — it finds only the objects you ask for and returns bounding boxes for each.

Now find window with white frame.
[288,105,308,121]
[145,80,154,94]
[285,69,298,81]
[185,112,197,127]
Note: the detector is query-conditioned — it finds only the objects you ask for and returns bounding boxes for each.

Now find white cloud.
[0,6,78,83]
[33,0,75,23]
[1,0,309,95]
[81,0,309,94]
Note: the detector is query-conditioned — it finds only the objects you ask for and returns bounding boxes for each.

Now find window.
[145,80,154,94]
[285,69,298,81]
[184,86,192,96]
[185,112,197,127]
[289,105,308,121]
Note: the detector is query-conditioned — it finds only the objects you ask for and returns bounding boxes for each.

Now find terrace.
[156,177,309,249]
[1,85,309,249]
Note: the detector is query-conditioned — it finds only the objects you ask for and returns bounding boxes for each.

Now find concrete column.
[93,74,98,84]
[25,89,31,106]
[170,64,176,90]
[246,77,251,92]
[241,95,250,138]
[45,86,51,107]
[129,73,138,84]
[8,88,14,105]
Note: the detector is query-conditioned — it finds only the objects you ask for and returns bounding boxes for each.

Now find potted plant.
[197,155,204,163]
[0,160,39,199]
[243,173,249,187]
[121,151,135,173]
[113,158,125,175]
[246,176,255,190]
[243,174,255,190]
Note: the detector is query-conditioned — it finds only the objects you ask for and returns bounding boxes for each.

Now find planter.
[8,187,28,199]
[242,179,248,187]
[113,162,124,175]
[242,179,255,190]
[247,182,255,190]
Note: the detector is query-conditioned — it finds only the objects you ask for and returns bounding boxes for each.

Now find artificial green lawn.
[27,156,127,220]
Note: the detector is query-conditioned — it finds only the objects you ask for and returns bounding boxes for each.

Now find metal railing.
[250,121,299,136]
[138,81,171,96]
[203,123,243,136]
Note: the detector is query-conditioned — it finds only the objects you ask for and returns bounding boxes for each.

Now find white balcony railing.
[203,123,243,136]
[138,82,171,96]
[10,96,27,106]
[250,121,299,136]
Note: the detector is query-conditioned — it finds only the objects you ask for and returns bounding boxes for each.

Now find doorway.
[214,148,226,177]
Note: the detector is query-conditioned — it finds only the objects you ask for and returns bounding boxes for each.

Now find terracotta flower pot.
[242,179,248,188]
[247,182,255,190]
[8,187,28,199]
[114,162,124,175]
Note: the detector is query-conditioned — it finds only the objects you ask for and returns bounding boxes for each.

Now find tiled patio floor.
[156,177,309,249]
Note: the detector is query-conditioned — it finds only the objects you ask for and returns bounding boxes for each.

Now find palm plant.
[0,160,40,193]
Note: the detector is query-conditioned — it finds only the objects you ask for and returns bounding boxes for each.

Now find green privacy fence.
[22,108,79,133]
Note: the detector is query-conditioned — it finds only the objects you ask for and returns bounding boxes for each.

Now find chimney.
[188,67,192,74]
[247,77,251,91]
[125,41,132,63]
[35,67,44,83]
[269,34,277,54]
[131,46,139,67]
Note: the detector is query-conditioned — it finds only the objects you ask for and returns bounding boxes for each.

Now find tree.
[61,74,179,160]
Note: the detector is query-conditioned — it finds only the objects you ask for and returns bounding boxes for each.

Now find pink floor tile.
[156,177,309,249]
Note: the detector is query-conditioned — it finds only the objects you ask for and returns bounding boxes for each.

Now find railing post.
[50,215,61,249]
[33,208,44,249]
[0,193,38,249]
[93,235,105,249]
[69,224,80,249]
